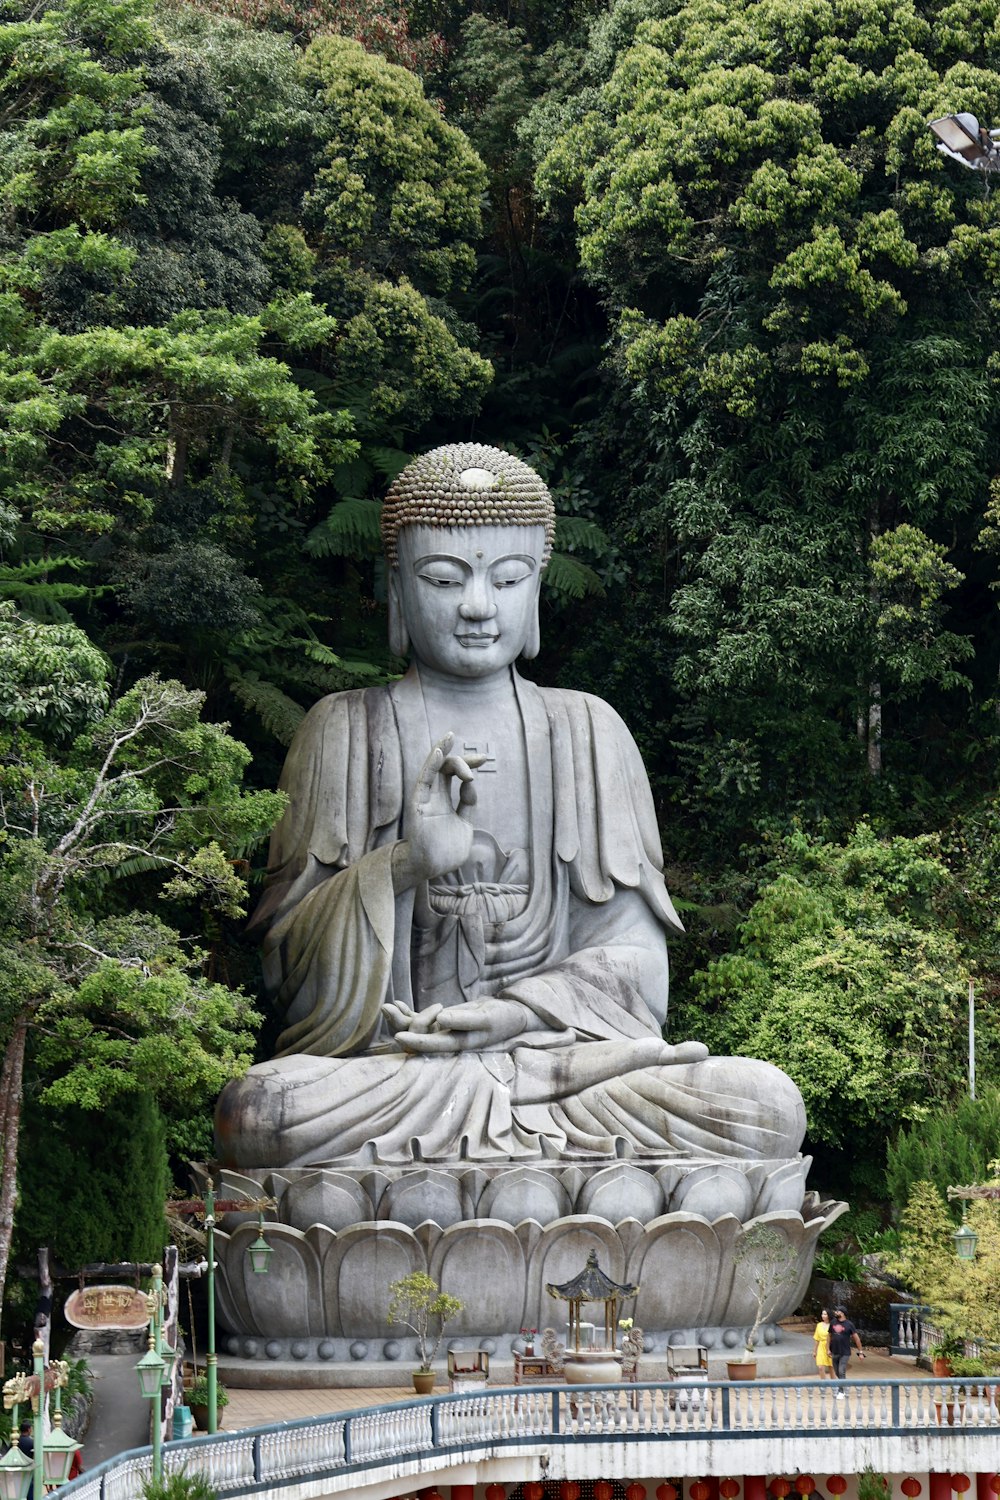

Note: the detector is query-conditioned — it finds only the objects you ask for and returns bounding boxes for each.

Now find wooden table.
[513,1352,554,1385]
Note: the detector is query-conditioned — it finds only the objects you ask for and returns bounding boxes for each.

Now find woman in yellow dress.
[814,1308,833,1377]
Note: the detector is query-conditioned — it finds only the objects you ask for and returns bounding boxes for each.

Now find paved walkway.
[79,1347,931,1460]
[82,1355,151,1466]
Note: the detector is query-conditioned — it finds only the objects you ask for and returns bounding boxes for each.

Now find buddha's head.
[382,444,556,678]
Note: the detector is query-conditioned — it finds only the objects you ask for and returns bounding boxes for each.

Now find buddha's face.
[392,523,545,679]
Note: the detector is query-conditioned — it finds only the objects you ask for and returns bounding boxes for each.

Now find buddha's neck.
[415,661,518,707]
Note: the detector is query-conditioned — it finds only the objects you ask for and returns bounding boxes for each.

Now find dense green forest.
[2,0,1000,1337]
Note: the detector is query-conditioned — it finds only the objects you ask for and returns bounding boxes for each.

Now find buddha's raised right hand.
[391,732,486,890]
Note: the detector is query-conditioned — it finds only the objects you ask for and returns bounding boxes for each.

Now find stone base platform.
[205,1160,846,1359]
[218,1332,817,1389]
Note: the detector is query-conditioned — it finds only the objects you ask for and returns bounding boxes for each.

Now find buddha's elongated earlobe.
[388,570,409,657]
[522,587,541,660]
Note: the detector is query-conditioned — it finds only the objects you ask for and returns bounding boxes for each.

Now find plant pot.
[932,1357,953,1377]
[727,1360,757,1381]
[412,1370,436,1395]
[190,1403,210,1431]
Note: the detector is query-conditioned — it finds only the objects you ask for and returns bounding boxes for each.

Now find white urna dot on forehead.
[458,467,500,492]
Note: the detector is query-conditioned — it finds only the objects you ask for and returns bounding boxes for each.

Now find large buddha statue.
[216,445,805,1171]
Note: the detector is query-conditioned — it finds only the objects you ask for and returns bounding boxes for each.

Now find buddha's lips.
[456,632,499,646]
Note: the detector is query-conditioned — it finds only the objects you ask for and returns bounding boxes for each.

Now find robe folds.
[216,667,806,1168]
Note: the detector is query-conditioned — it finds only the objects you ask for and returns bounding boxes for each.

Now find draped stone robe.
[215,667,806,1169]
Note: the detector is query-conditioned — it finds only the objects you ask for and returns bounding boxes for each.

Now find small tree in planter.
[387,1272,464,1392]
[730,1224,800,1375]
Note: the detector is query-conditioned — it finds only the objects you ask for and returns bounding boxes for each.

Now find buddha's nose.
[459,582,497,619]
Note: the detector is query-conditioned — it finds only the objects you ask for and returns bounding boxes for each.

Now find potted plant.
[387,1271,464,1394]
[187,1374,230,1431]
[927,1335,963,1377]
[520,1326,538,1355]
[949,1354,992,1402]
[727,1224,799,1380]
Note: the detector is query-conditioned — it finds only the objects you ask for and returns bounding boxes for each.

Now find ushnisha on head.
[381,443,556,567]
[383,444,556,669]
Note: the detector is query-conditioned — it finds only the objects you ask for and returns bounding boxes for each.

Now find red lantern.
[989,1483,1000,1499]
[691,1483,711,1500]
[796,1481,814,1496]
[595,1484,615,1500]
[485,1487,506,1500]
[561,1486,582,1500]
[772,1483,792,1500]
[524,1486,544,1500]
[627,1487,648,1500]
[901,1482,921,1498]
[658,1487,679,1500]
[827,1483,848,1497]
[952,1480,971,1496]
[721,1484,740,1499]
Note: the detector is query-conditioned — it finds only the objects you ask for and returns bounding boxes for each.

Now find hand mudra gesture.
[393,732,486,889]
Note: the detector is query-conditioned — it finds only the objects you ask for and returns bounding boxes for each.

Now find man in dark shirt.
[18,1421,34,1500]
[828,1307,865,1394]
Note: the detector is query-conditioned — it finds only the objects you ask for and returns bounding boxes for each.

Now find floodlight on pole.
[929,112,1000,171]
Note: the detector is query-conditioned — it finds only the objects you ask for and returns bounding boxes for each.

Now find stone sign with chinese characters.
[64,1284,150,1330]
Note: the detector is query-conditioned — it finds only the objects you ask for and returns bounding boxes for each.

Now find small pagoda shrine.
[546,1249,639,1353]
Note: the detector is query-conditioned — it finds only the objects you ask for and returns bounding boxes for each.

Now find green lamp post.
[135,1264,167,1482]
[0,1376,34,1500]
[174,1178,274,1437]
[3,1352,81,1497]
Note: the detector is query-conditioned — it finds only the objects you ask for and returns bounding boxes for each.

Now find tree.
[683,824,982,1169]
[733,1223,799,1358]
[301,33,493,428]
[886,1088,1000,1212]
[0,610,284,1326]
[534,0,1000,842]
[14,1092,169,1267]
[386,1271,464,1372]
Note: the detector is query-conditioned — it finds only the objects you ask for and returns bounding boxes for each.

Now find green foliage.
[0,0,155,231]
[890,1179,959,1307]
[14,1092,168,1265]
[857,1470,889,1500]
[812,1250,865,1282]
[689,823,978,1157]
[185,1375,229,1408]
[0,604,109,734]
[301,34,493,426]
[533,0,1000,844]
[143,1471,219,1500]
[886,1087,1000,1210]
[0,637,281,1319]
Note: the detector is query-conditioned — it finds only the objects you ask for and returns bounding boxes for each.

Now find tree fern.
[554,516,609,554]
[305,498,383,558]
[545,550,604,600]
[227,670,307,745]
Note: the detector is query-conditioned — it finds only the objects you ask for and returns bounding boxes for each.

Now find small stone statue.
[216,444,805,1169]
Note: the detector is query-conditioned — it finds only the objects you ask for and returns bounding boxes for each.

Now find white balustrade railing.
[54,1377,1000,1500]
